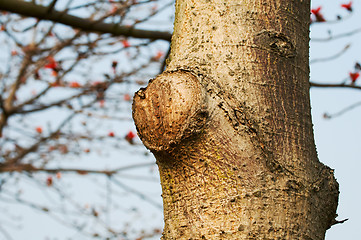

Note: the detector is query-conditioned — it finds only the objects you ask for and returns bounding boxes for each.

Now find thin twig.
[310,81,361,90]
[0,162,155,175]
[0,224,14,240]
[111,177,162,210]
[311,27,361,42]
[4,112,76,165]
[323,101,361,119]
[310,44,350,64]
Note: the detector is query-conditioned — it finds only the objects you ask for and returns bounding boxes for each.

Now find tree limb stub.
[132,70,209,153]
[0,0,172,41]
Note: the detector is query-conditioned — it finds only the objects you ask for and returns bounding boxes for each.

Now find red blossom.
[311,6,326,22]
[341,1,353,12]
[124,93,131,101]
[92,81,103,86]
[125,131,136,144]
[46,176,53,186]
[122,39,130,48]
[50,81,61,87]
[349,72,360,83]
[311,6,321,15]
[44,56,58,69]
[51,70,58,76]
[110,5,118,14]
[151,4,158,13]
[48,146,56,151]
[35,126,43,134]
[99,99,105,107]
[69,81,81,88]
[153,51,164,61]
[59,145,68,154]
[108,131,115,137]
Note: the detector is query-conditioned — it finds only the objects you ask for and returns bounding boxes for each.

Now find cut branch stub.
[133,70,208,153]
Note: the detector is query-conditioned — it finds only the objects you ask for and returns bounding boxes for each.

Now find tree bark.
[133,0,339,239]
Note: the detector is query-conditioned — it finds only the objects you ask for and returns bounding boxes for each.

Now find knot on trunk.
[254,30,296,58]
[132,70,209,153]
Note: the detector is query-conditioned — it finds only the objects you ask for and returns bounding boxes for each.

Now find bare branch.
[133,2,174,28]
[4,112,76,165]
[0,0,172,41]
[0,191,98,238]
[311,26,361,42]
[3,56,32,112]
[0,224,14,240]
[110,177,162,210]
[13,91,88,114]
[0,162,155,175]
[323,101,361,119]
[46,0,58,14]
[330,218,349,227]
[310,81,361,90]
[310,44,351,64]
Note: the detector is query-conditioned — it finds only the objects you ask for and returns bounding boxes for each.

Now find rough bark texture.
[133,0,339,239]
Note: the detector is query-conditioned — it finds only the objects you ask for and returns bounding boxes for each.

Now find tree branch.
[311,26,361,42]
[0,162,155,175]
[323,101,361,119]
[0,224,13,240]
[0,0,172,41]
[310,81,361,90]
[46,0,58,14]
[12,91,88,114]
[4,112,76,165]
[309,44,350,64]
[110,177,162,210]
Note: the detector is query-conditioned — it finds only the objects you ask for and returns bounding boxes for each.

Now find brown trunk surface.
[133,0,339,239]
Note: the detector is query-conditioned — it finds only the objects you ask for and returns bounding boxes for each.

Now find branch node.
[133,70,209,153]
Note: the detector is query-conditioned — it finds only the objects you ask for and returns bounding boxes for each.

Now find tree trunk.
[133,0,339,239]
